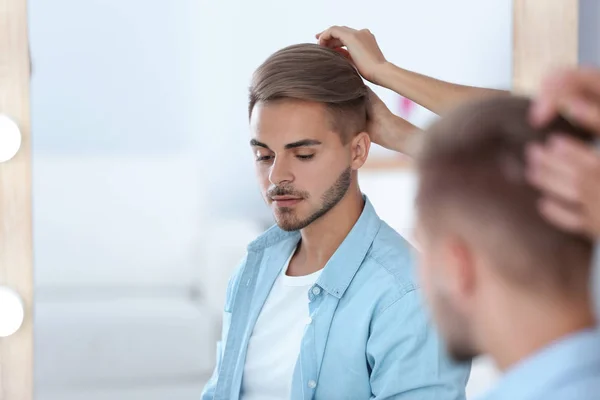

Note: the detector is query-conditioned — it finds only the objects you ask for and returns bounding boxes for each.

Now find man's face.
[415,219,479,362]
[250,100,354,231]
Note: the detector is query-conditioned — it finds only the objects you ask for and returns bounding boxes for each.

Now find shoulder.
[348,221,421,314]
[365,221,418,288]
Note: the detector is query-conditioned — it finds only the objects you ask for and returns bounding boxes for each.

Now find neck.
[484,291,596,372]
[288,183,364,276]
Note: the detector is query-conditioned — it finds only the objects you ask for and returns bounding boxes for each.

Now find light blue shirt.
[594,242,600,321]
[478,328,600,400]
[202,197,470,399]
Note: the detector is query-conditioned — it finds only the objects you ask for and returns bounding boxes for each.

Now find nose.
[268,156,294,186]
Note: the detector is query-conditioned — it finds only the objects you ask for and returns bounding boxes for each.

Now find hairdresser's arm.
[365,87,420,155]
[316,26,508,115]
[375,62,508,115]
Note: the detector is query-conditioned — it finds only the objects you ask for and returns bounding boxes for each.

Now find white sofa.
[33,156,261,400]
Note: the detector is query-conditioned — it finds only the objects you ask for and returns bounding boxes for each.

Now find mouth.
[271,196,303,207]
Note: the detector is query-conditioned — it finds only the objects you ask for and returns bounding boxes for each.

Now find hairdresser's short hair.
[249,43,368,142]
[416,96,594,293]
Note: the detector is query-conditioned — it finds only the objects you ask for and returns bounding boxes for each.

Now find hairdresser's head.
[414,96,595,363]
[249,43,370,231]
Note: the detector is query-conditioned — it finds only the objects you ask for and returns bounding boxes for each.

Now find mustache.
[267,186,308,199]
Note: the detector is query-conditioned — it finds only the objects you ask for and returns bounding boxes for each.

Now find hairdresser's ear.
[350,131,370,169]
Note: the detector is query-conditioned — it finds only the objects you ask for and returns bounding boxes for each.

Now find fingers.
[365,87,392,122]
[316,26,355,47]
[316,27,351,58]
[526,134,600,237]
[529,69,572,126]
[548,135,600,170]
[316,26,375,48]
[322,38,345,49]
[526,134,600,203]
[526,142,581,203]
[562,96,600,133]
[538,197,587,234]
[528,67,600,237]
[530,68,600,132]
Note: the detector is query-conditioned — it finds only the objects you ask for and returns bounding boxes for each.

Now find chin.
[275,219,302,232]
[274,212,310,232]
[277,223,300,232]
[446,340,480,363]
[274,218,300,232]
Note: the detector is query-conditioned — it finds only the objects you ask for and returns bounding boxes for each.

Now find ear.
[442,235,477,306]
[350,131,371,169]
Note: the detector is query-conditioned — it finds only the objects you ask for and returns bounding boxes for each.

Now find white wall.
[30,1,511,398]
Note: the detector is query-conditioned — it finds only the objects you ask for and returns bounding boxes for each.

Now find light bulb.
[0,286,25,337]
[0,114,22,163]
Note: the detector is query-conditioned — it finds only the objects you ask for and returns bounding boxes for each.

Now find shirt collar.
[247,195,382,299]
[316,196,381,298]
[480,328,600,400]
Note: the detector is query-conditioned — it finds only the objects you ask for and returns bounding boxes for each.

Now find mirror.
[29,1,513,399]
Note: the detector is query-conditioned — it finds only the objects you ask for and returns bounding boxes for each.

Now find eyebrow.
[249,139,322,150]
[284,139,322,149]
[250,139,269,149]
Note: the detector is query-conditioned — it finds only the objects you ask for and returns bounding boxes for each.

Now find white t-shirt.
[241,251,322,400]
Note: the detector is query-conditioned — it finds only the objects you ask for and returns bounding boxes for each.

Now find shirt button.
[306,316,313,325]
[312,286,321,296]
[307,380,317,389]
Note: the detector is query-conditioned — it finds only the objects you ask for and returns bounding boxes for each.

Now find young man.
[201,44,470,399]
[414,96,600,399]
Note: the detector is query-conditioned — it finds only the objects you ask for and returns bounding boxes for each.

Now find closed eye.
[296,154,314,160]
[256,155,274,162]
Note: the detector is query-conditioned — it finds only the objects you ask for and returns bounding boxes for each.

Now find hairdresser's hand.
[316,26,388,85]
[530,67,600,133]
[527,67,600,237]
[526,135,600,237]
[366,87,419,155]
[366,87,396,149]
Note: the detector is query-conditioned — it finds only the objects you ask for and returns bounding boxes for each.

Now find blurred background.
[22,0,594,399]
